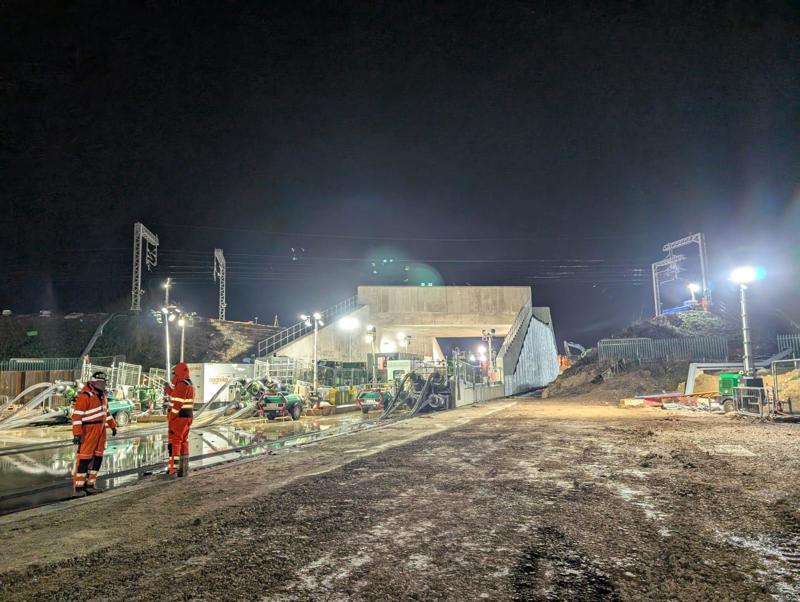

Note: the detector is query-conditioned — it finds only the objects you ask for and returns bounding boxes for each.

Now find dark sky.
[2,1,799,344]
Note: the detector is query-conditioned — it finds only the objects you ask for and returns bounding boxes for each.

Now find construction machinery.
[248,378,305,421]
[381,366,453,418]
[355,386,392,414]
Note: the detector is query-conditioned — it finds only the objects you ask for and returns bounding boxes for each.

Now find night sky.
[3,1,799,344]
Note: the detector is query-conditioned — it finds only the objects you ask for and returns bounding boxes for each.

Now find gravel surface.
[2,400,800,601]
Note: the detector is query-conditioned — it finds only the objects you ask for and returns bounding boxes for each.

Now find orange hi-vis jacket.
[71,384,117,436]
[166,363,195,418]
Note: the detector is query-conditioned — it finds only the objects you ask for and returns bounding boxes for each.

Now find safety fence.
[0,356,126,406]
[257,296,358,357]
[597,336,728,364]
[777,335,800,358]
[0,356,121,372]
[254,357,370,388]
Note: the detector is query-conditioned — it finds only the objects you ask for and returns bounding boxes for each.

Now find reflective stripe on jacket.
[71,386,117,436]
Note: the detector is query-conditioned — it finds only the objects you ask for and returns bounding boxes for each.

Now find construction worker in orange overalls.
[165,362,195,478]
[71,371,117,497]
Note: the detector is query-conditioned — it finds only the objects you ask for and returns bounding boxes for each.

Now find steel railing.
[257,296,358,357]
[597,336,728,364]
[777,334,800,358]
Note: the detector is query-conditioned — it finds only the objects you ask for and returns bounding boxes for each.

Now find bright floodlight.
[161,307,168,314]
[313,312,322,320]
[168,313,176,322]
[338,316,359,330]
[317,319,324,327]
[304,319,312,327]
[478,345,487,354]
[178,318,185,327]
[687,283,701,293]
[366,324,375,332]
[395,331,406,341]
[730,266,757,284]
[365,334,374,343]
[300,314,308,320]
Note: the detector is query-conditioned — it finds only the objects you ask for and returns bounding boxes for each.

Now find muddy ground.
[2,399,800,601]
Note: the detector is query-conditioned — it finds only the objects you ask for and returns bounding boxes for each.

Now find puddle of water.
[0,413,371,499]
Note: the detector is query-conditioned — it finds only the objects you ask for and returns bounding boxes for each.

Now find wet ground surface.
[2,399,800,601]
[0,411,372,512]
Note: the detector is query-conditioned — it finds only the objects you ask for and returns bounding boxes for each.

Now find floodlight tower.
[130,222,159,311]
[730,266,758,377]
[213,248,227,321]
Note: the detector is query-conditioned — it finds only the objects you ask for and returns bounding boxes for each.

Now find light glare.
[338,316,359,330]
[730,266,757,284]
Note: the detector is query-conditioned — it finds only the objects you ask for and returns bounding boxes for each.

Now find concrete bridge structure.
[262,285,560,391]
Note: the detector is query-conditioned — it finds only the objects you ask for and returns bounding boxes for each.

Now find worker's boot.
[72,488,87,498]
[166,451,178,479]
[84,484,104,495]
[178,454,189,477]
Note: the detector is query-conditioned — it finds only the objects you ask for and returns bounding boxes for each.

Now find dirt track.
[2,399,800,601]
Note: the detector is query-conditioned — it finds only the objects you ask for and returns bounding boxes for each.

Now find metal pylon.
[214,248,227,320]
[130,222,159,311]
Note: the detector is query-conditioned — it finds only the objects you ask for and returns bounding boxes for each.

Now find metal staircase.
[256,296,358,357]
[496,303,533,377]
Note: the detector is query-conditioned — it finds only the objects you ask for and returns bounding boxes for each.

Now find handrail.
[496,304,533,376]
[257,296,358,357]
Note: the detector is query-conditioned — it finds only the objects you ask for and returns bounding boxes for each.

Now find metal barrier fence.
[777,334,800,358]
[147,367,168,386]
[254,356,369,387]
[257,296,358,357]
[0,356,122,372]
[597,336,728,364]
[0,356,125,405]
[113,362,142,388]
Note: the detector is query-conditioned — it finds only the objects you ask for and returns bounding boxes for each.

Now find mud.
[2,400,800,601]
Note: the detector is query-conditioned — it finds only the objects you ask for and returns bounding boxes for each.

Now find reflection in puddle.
[0,413,372,496]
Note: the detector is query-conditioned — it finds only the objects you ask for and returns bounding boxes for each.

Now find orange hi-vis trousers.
[167,416,192,473]
[73,423,107,489]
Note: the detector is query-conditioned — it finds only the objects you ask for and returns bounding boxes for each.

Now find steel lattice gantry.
[130,222,159,311]
[214,248,227,321]
[651,232,709,316]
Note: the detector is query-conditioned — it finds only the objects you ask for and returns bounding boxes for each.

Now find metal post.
[164,317,171,378]
[698,233,709,303]
[371,337,377,386]
[652,262,660,317]
[313,319,318,392]
[180,322,185,363]
[487,331,495,381]
[740,284,754,377]
[163,278,171,377]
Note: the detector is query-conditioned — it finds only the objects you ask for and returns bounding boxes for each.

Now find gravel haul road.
[2,400,799,601]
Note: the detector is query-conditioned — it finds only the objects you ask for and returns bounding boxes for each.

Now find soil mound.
[617,312,738,340]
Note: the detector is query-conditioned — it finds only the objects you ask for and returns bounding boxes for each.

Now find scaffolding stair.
[257,296,358,357]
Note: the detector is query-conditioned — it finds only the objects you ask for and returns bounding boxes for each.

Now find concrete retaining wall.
[456,383,505,407]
